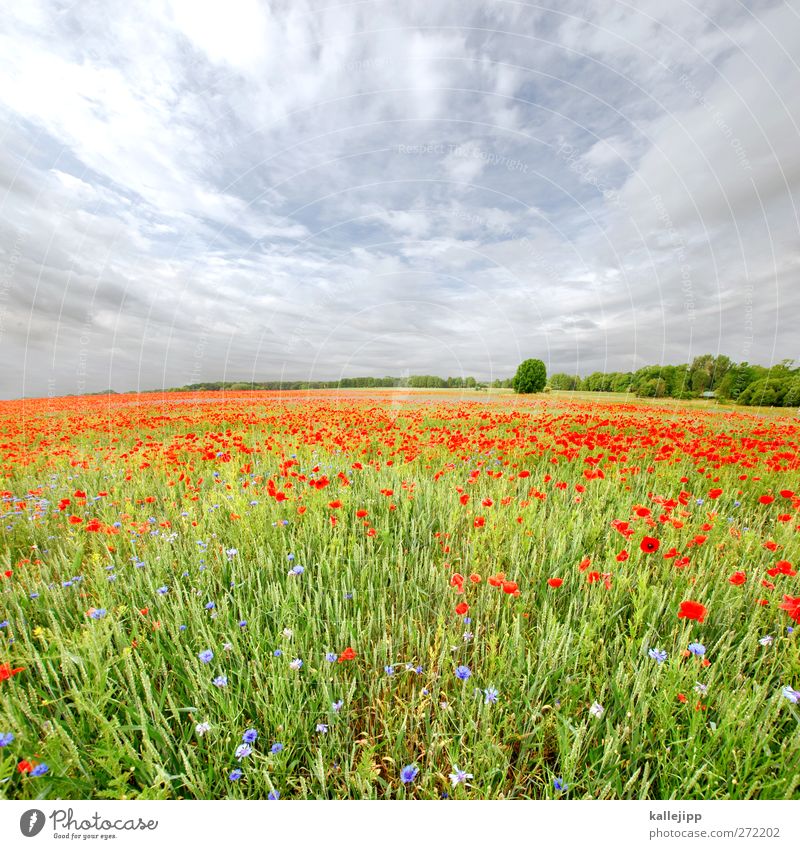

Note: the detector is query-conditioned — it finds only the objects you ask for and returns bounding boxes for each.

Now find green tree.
[513,359,547,394]
[550,373,580,390]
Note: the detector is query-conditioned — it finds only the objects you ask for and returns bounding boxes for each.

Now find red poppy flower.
[779,594,800,623]
[587,571,601,584]
[677,600,707,623]
[616,549,629,562]
[449,573,465,588]
[0,663,24,681]
[767,560,796,577]
[640,536,660,553]
[328,500,343,509]
[759,494,774,505]
[338,647,356,662]
[578,557,591,572]
[468,573,481,584]
[708,488,723,499]
[473,516,485,528]
[355,509,368,518]
[17,760,33,773]
[728,571,746,586]
[501,580,519,594]
[455,602,469,616]
[547,578,563,588]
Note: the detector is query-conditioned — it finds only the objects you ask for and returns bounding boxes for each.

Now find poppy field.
[0,390,799,800]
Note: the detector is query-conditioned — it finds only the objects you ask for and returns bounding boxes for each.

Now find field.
[1,390,799,800]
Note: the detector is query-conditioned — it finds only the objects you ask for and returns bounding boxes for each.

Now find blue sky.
[1,0,798,397]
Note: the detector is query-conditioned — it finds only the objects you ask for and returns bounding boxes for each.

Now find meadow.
[0,390,798,800]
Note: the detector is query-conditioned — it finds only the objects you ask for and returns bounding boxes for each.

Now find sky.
[0,0,798,398]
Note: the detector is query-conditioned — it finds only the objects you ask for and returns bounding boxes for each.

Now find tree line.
[170,375,479,392]
[548,355,800,407]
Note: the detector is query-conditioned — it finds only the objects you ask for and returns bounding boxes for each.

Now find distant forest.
[548,354,800,407]
[85,355,798,408]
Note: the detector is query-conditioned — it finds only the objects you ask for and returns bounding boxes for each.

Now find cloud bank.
[1,0,798,397]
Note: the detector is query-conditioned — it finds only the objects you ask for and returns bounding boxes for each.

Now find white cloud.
[0,0,797,397]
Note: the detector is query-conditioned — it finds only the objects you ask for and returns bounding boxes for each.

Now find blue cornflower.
[235,743,253,760]
[326,652,338,663]
[267,790,280,799]
[455,665,471,680]
[400,764,419,784]
[688,642,706,656]
[270,743,284,754]
[316,723,328,734]
[179,625,187,631]
[238,620,247,628]
[205,601,215,610]
[332,700,343,712]
[212,675,228,687]
[242,729,258,743]
[553,777,568,793]
[648,648,668,663]
[198,649,214,663]
[385,665,395,676]
[287,554,295,561]
[0,620,9,628]
[30,763,49,777]
[289,658,303,670]
[449,767,473,787]
[484,687,499,704]
[89,609,106,620]
[344,592,353,600]
[30,593,39,599]
[229,769,243,781]
[289,565,304,576]
[273,649,282,657]
[782,686,800,704]
[0,732,14,747]
[156,586,168,595]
